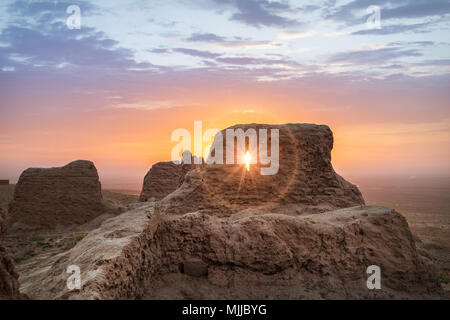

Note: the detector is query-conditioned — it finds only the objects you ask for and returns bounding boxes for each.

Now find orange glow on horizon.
[1,94,449,184]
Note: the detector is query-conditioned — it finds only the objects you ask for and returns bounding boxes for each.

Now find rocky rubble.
[0,207,25,299]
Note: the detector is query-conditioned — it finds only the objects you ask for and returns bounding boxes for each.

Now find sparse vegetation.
[75,234,84,242]
[439,271,449,284]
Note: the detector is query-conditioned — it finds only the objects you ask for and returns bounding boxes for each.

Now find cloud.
[228,0,299,27]
[0,23,153,71]
[278,31,316,40]
[215,56,301,68]
[0,0,155,72]
[193,0,300,28]
[326,0,450,29]
[171,47,303,70]
[327,46,422,65]
[186,32,277,49]
[111,101,175,111]
[387,41,435,47]
[351,22,433,35]
[172,48,220,59]
[1,66,15,72]
[148,48,170,54]
[382,0,450,20]
[187,33,226,42]
[296,4,321,13]
[6,0,99,25]
[416,59,450,66]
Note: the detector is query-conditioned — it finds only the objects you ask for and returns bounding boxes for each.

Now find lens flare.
[244,151,251,171]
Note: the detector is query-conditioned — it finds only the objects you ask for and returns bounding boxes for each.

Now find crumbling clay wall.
[139,161,197,202]
[8,160,109,232]
[159,123,364,216]
[28,204,442,300]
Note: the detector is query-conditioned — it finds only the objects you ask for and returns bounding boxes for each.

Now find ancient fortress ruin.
[0,123,443,299]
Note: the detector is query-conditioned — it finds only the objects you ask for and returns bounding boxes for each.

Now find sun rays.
[244,151,251,171]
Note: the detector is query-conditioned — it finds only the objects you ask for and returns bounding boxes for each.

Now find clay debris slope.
[160,123,364,216]
[8,160,110,232]
[0,207,25,299]
[17,202,159,300]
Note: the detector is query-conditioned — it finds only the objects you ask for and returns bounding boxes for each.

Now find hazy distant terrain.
[353,176,450,292]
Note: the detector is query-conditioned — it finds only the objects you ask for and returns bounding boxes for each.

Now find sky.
[0,0,449,188]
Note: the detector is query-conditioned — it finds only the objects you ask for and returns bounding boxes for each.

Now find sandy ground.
[0,182,449,297]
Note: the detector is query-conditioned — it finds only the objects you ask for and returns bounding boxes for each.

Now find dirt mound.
[0,207,25,299]
[8,160,110,233]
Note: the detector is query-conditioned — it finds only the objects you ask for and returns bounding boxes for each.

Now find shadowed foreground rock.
[147,205,441,299]
[0,208,25,299]
[8,160,110,232]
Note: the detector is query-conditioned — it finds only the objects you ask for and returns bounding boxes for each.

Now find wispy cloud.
[173,48,220,59]
[278,31,316,40]
[186,32,277,49]
[352,22,433,35]
[325,0,450,34]
[201,0,301,28]
[111,101,175,111]
[327,45,423,66]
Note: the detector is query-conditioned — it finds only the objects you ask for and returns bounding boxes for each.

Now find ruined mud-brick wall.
[159,123,365,215]
[139,156,203,202]
[8,160,108,232]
